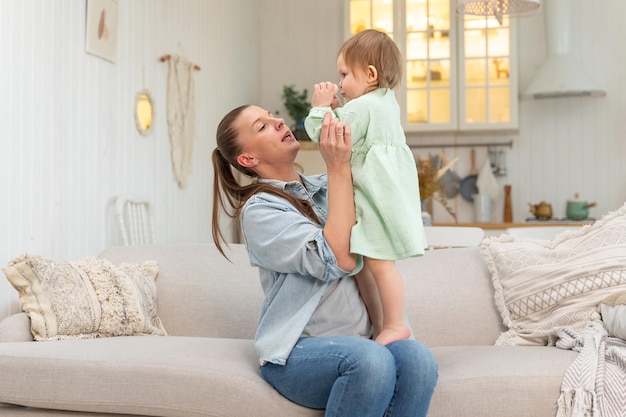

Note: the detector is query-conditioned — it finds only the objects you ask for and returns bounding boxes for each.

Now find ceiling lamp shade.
[457,0,541,24]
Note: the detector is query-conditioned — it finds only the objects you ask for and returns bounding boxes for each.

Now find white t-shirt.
[302,277,373,338]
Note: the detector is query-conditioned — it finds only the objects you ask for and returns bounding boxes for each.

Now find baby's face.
[336,54,372,103]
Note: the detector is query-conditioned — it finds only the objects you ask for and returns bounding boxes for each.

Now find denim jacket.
[240,173,361,366]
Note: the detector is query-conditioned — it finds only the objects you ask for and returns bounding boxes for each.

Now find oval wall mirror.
[135,89,154,136]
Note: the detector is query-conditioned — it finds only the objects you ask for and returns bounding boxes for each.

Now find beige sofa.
[0,243,578,417]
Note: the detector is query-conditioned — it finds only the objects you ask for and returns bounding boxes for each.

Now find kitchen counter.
[433,222,592,229]
[432,221,593,238]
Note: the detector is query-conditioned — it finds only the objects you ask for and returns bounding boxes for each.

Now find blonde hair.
[338,29,403,89]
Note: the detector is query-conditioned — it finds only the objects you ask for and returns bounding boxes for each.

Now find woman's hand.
[319,113,357,272]
[319,113,351,171]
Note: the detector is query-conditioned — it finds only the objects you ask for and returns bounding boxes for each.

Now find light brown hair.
[338,29,403,90]
[212,105,320,258]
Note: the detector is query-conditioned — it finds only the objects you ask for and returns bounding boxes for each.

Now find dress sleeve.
[304,103,369,149]
[304,107,335,143]
[334,105,368,149]
[240,195,354,282]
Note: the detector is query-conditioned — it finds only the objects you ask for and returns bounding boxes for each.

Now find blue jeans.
[260,336,438,417]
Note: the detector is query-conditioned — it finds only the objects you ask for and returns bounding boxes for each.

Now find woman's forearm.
[319,116,357,271]
[324,162,356,271]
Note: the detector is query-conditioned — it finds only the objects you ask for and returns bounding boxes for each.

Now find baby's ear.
[367,65,379,83]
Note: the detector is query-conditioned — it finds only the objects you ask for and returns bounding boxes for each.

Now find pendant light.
[457,0,541,25]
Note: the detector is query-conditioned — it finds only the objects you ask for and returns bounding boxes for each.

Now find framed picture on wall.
[85,0,118,63]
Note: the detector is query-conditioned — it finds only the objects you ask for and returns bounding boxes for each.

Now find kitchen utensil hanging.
[460,149,479,202]
[438,153,461,199]
[488,145,508,176]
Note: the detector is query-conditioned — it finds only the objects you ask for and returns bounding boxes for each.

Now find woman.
[211,105,437,417]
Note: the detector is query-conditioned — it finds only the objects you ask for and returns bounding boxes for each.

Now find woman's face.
[234,105,300,171]
[337,54,372,102]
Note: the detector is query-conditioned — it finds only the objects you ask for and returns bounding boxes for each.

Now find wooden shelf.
[433,222,592,230]
[299,141,319,150]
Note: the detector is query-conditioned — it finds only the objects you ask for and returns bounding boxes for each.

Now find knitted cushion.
[481,202,626,346]
[2,255,166,341]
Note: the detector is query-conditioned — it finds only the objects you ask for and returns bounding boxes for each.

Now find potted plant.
[281,85,311,141]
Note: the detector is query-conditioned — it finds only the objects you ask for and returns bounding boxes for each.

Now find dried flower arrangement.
[416,155,458,222]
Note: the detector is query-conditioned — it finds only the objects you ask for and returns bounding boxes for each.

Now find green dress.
[305,88,427,260]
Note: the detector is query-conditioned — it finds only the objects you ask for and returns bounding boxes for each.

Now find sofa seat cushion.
[0,404,134,416]
[429,345,578,417]
[0,336,320,417]
[0,337,578,417]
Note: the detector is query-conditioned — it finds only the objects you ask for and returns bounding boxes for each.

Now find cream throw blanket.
[548,321,626,417]
[166,55,196,188]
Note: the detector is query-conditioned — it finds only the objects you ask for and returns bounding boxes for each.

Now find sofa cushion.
[2,255,166,341]
[399,246,504,347]
[0,336,320,417]
[481,202,626,346]
[98,244,264,339]
[0,313,33,342]
[600,290,626,340]
[0,336,577,417]
[0,404,133,416]
[429,345,578,417]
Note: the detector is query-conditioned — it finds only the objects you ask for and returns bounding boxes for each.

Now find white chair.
[115,195,155,245]
[424,226,485,249]
[505,226,578,240]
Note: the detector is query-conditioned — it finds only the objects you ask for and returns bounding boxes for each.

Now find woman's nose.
[272,117,284,129]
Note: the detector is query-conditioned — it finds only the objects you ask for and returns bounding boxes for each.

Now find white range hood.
[521,0,606,99]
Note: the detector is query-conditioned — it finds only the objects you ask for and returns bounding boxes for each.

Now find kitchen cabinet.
[346,0,518,132]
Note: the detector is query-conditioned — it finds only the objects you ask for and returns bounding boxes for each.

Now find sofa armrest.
[0,313,34,342]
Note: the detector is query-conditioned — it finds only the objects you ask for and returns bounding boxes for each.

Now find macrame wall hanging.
[159,53,201,188]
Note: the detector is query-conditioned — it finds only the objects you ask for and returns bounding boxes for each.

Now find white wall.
[0,0,259,320]
[258,0,345,126]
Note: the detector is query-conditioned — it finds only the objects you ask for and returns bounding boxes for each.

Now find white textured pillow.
[481,202,626,346]
[2,255,167,341]
[600,291,626,340]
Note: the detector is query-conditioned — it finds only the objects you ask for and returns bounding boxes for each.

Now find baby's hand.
[312,82,339,108]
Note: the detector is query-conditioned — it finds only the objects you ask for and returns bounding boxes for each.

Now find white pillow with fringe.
[3,255,167,341]
[481,202,626,346]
